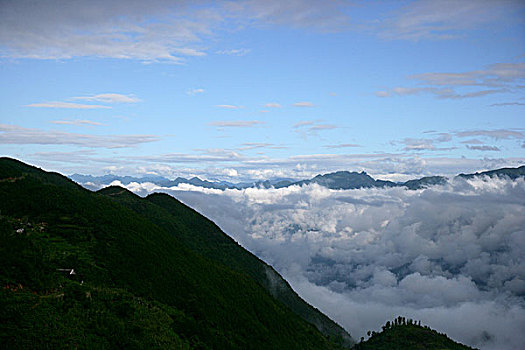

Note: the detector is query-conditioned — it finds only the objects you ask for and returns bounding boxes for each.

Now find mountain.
[290,171,392,189]
[98,186,352,346]
[457,165,525,180]
[69,171,443,191]
[0,157,351,349]
[70,165,525,193]
[353,317,477,350]
[401,176,448,190]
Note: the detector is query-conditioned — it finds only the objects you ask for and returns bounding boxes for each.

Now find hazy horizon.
[1,0,524,183]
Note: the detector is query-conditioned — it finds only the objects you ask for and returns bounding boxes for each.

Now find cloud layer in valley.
[110,176,525,350]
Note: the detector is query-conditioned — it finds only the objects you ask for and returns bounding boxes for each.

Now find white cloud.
[224,0,350,31]
[121,176,525,350]
[216,104,244,109]
[293,120,339,135]
[209,120,264,127]
[324,144,361,149]
[309,124,337,131]
[293,101,315,107]
[293,120,316,128]
[50,119,104,126]
[0,0,352,62]
[0,1,211,62]
[186,88,205,96]
[466,145,501,152]
[25,101,111,109]
[377,62,525,100]
[0,123,158,148]
[378,0,524,41]
[264,102,282,108]
[72,93,140,103]
[216,48,250,56]
[456,129,525,140]
[490,102,525,107]
[238,142,285,151]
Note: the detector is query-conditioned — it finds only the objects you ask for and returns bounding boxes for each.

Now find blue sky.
[1,0,524,181]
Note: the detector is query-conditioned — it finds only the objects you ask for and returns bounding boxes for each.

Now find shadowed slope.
[0,157,346,349]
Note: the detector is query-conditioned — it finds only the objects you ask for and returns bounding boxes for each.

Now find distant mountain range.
[70,165,525,191]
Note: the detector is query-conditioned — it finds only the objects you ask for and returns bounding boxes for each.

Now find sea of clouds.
[111,176,525,350]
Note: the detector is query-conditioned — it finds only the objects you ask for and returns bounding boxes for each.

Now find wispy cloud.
[398,137,456,152]
[238,142,287,151]
[293,120,338,135]
[309,124,337,131]
[466,145,500,151]
[460,138,485,145]
[409,63,525,87]
[72,93,140,103]
[456,129,525,140]
[490,102,525,107]
[186,88,205,96]
[216,104,244,109]
[209,120,264,128]
[293,120,316,128]
[0,1,211,62]
[264,102,282,108]
[50,119,104,126]
[376,87,507,99]
[293,101,315,107]
[25,101,111,109]
[130,150,245,163]
[0,123,158,148]
[378,0,524,41]
[0,1,352,62]
[224,0,350,32]
[324,143,361,149]
[216,48,250,56]
[376,62,525,100]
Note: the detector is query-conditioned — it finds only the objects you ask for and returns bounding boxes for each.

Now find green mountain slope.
[353,318,477,350]
[96,187,352,346]
[0,157,347,349]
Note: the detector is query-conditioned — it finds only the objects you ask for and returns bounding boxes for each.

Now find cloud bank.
[114,176,525,350]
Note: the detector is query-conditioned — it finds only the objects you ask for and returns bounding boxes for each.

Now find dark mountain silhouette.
[0,157,351,349]
[353,317,477,350]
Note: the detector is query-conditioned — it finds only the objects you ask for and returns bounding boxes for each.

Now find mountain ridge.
[0,157,351,349]
[70,164,524,192]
